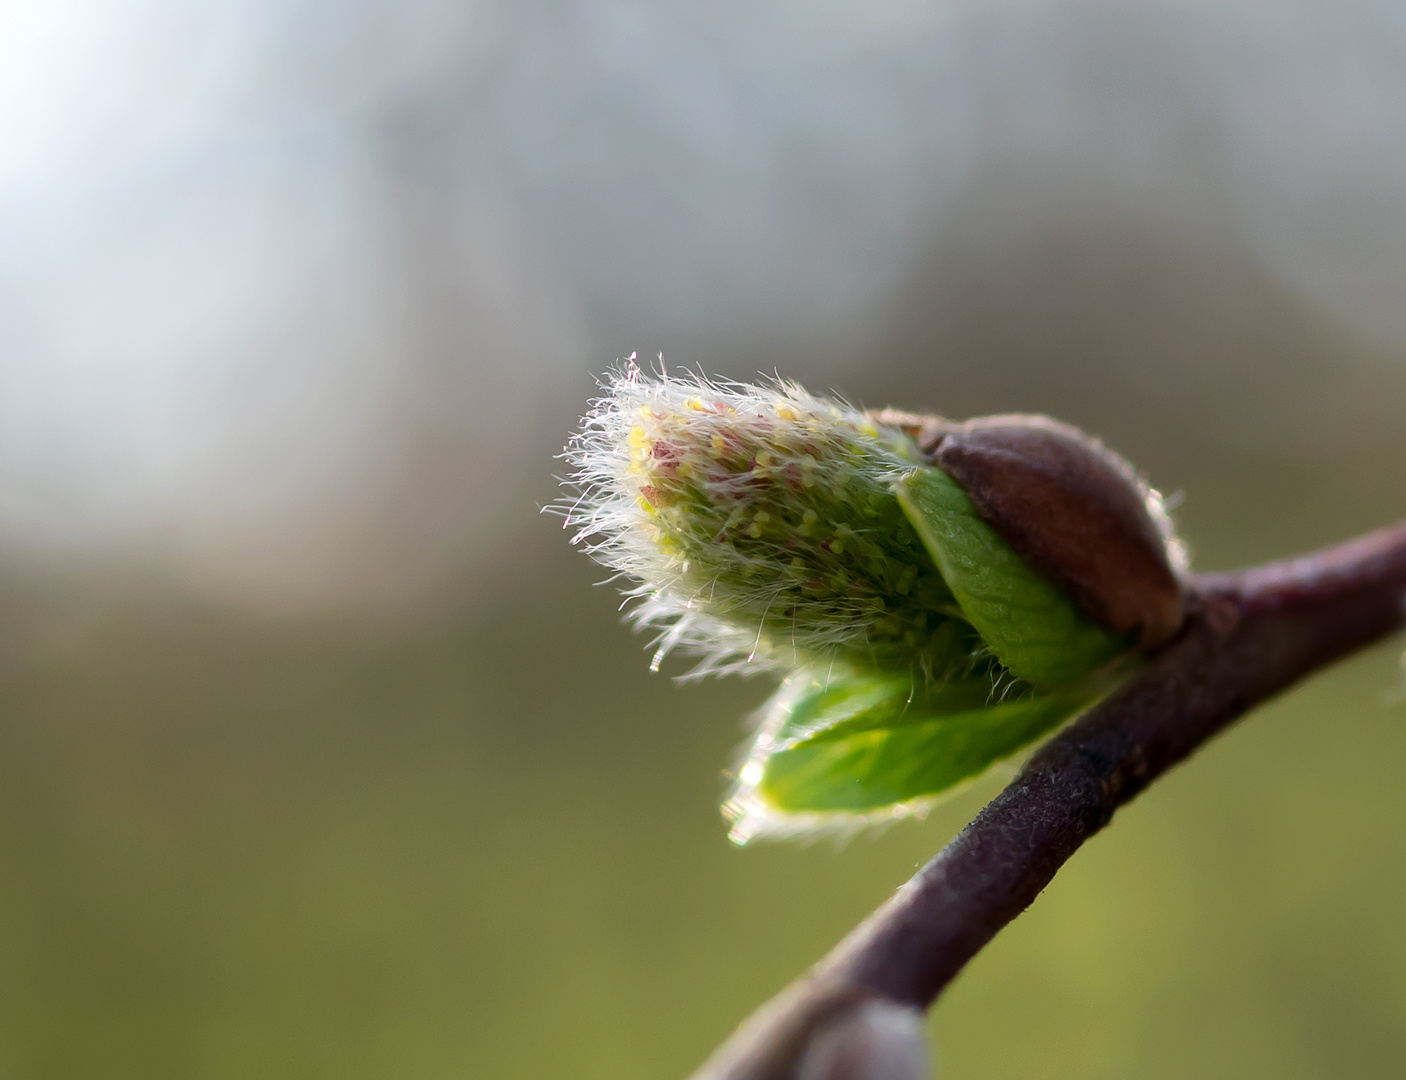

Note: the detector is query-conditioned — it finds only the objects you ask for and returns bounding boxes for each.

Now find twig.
[690,519,1406,1080]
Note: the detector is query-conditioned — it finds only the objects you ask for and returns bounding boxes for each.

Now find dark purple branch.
[690,520,1406,1080]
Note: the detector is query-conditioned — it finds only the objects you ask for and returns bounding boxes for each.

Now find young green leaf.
[897,467,1131,687]
[724,669,1097,842]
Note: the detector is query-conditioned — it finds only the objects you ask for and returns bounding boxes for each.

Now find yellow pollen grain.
[775,404,799,421]
[709,434,727,457]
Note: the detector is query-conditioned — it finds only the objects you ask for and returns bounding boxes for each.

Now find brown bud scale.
[872,410,1187,650]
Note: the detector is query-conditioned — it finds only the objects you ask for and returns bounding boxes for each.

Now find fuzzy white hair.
[555,359,924,678]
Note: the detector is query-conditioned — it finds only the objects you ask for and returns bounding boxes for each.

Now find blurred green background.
[3,2,1406,1077]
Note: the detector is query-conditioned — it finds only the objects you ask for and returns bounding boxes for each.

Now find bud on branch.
[558,363,1189,841]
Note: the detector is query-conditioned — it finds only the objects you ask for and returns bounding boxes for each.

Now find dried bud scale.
[929,415,1188,648]
[795,1001,931,1080]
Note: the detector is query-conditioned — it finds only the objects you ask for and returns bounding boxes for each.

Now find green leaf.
[768,668,996,748]
[725,670,1094,839]
[896,466,1130,686]
[760,687,1085,813]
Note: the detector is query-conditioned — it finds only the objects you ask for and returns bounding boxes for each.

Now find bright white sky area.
[2,0,1406,605]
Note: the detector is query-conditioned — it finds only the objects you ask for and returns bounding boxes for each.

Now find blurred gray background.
[2,1,1406,1077]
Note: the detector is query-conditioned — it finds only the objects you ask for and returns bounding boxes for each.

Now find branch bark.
[690,519,1406,1080]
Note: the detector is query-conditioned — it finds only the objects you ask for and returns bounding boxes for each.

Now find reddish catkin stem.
[690,518,1406,1080]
